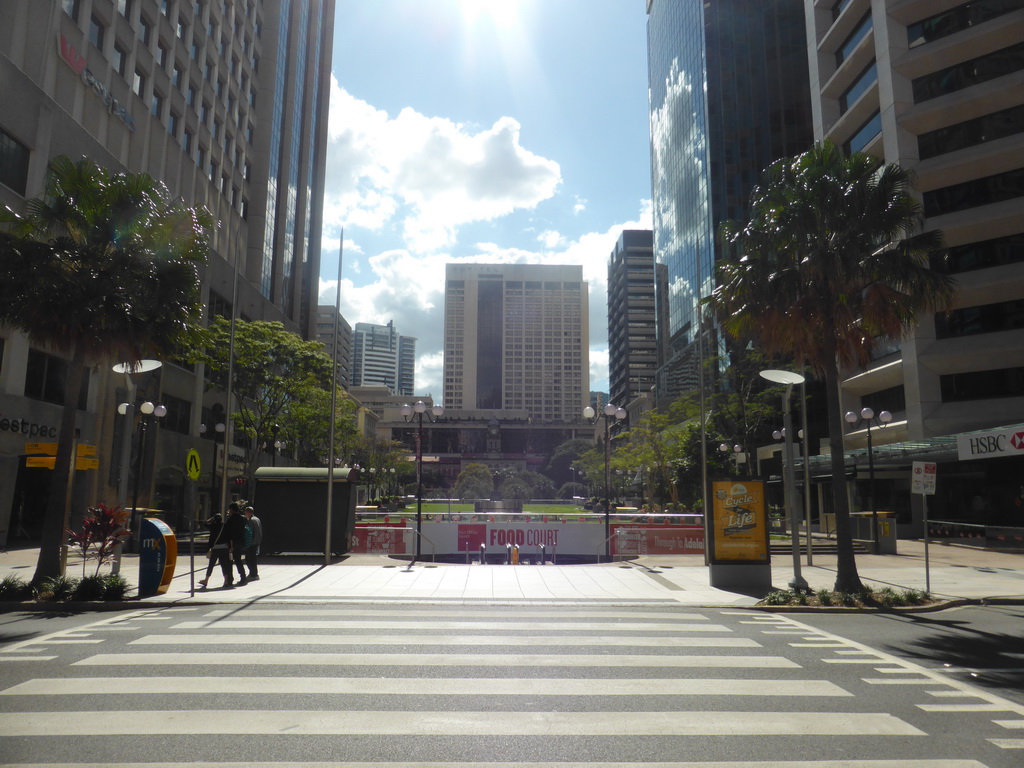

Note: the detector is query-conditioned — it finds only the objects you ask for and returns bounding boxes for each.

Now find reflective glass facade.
[646,0,812,402]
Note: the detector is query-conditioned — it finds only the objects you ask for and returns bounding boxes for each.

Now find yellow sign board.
[25,456,99,471]
[186,449,201,481]
[25,442,96,456]
[710,480,769,563]
[25,442,58,455]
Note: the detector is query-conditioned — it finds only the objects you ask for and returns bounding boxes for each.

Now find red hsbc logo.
[1011,432,1024,450]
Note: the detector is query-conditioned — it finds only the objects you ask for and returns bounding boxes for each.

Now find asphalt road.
[0,602,1021,766]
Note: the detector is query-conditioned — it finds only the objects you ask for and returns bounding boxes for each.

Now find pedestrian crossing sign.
[186,449,201,481]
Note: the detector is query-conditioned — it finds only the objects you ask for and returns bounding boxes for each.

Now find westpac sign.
[957,427,1024,461]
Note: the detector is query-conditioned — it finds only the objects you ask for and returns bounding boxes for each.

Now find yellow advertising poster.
[711,480,768,562]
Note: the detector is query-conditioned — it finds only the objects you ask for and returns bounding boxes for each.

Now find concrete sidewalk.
[2,538,1023,607]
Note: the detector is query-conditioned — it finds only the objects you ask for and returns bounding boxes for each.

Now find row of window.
[935,297,1024,339]
[918,103,1024,160]
[913,41,1024,103]
[941,366,1024,402]
[908,0,1024,49]
[0,127,30,196]
[923,167,1024,218]
[938,233,1024,274]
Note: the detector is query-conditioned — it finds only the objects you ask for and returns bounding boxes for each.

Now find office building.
[315,304,353,389]
[646,0,813,404]
[803,0,1024,531]
[443,263,589,424]
[607,230,657,412]
[352,321,416,396]
[0,0,335,543]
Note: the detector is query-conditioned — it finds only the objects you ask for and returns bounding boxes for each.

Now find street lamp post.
[200,420,226,515]
[584,403,627,561]
[845,407,892,554]
[718,442,743,476]
[121,400,166,546]
[400,400,444,562]
[760,369,809,592]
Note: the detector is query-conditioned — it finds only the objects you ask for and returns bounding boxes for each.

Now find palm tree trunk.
[823,358,864,593]
[33,346,86,583]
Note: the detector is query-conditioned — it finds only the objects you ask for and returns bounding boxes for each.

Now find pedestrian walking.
[223,502,249,586]
[243,505,262,580]
[198,512,233,588]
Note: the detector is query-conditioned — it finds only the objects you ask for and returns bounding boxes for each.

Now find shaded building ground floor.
[764,424,1024,550]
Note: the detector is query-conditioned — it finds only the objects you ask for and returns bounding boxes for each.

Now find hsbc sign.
[957,428,1024,461]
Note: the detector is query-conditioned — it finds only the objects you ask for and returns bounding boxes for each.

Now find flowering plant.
[67,504,131,576]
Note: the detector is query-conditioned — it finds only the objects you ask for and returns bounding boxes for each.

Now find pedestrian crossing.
[0,604,1020,767]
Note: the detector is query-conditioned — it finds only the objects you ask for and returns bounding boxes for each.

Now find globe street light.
[584,403,627,561]
[845,407,893,554]
[401,400,444,562]
[760,369,808,592]
[718,442,743,476]
[122,400,166,547]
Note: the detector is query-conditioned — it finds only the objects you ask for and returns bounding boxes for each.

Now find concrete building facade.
[443,263,590,425]
[0,0,334,543]
[607,229,657,413]
[351,321,416,397]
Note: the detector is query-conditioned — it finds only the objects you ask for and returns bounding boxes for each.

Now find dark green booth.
[251,467,360,555]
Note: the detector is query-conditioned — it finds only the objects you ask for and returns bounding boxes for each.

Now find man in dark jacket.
[223,502,248,586]
[243,505,262,580]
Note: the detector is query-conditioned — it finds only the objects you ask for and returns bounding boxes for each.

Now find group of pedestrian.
[199,502,262,589]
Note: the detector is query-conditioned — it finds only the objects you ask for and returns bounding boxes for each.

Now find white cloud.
[325,77,562,252]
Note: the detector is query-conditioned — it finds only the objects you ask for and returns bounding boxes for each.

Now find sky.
[318,0,654,400]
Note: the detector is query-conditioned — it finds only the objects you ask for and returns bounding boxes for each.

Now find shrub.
[102,574,130,601]
[0,575,32,601]
[34,575,80,601]
[762,589,794,605]
[73,575,107,601]
[877,587,902,607]
[815,589,833,606]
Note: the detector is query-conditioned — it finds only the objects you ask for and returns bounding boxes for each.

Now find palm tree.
[0,155,211,582]
[705,141,957,592]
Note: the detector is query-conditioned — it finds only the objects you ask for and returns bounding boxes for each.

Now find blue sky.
[319,0,653,398]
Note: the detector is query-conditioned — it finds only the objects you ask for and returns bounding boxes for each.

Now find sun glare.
[458,0,521,28]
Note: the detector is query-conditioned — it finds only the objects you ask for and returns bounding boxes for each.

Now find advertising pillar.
[708,480,772,592]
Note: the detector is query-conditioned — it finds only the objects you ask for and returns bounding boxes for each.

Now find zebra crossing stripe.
[0,762,991,767]
[129,633,760,648]
[0,709,924,736]
[1,676,850,697]
[74,652,800,668]
[169,619,732,632]
[199,608,713,619]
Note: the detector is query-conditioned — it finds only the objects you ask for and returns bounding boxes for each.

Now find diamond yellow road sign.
[186,449,201,481]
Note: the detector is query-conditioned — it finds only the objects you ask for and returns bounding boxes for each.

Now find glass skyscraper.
[646,0,812,403]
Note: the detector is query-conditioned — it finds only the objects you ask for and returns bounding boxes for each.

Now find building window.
[25,349,88,409]
[183,129,192,152]
[157,41,169,68]
[160,394,191,434]
[0,128,30,195]
[62,0,80,23]
[196,145,206,169]
[137,15,151,46]
[935,297,1024,339]
[938,233,1024,274]
[913,42,1024,103]
[133,68,146,98]
[88,15,105,51]
[112,42,127,76]
[117,0,132,19]
[839,61,877,114]
[178,18,189,41]
[908,0,1024,49]
[836,12,872,66]
[918,104,1024,160]
[168,111,179,137]
[186,83,196,106]
[843,110,881,154]
[941,366,1024,402]
[924,167,1024,217]
[151,91,163,117]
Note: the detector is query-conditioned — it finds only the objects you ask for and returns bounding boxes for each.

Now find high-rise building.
[352,321,416,397]
[443,263,589,423]
[315,305,353,389]
[646,0,813,403]
[805,0,1024,439]
[0,0,335,542]
[607,230,657,411]
[801,0,1024,531]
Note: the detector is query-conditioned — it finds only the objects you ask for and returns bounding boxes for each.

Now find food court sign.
[957,427,1024,461]
[58,34,137,131]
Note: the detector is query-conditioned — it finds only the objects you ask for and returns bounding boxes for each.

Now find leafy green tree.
[193,318,337,477]
[498,477,531,502]
[544,438,592,486]
[0,156,210,582]
[707,142,957,592]
[453,463,493,501]
[283,384,361,468]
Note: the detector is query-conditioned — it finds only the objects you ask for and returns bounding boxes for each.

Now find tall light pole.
[845,407,892,554]
[584,403,626,561]
[401,400,443,562]
[122,400,166,547]
[760,369,808,592]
